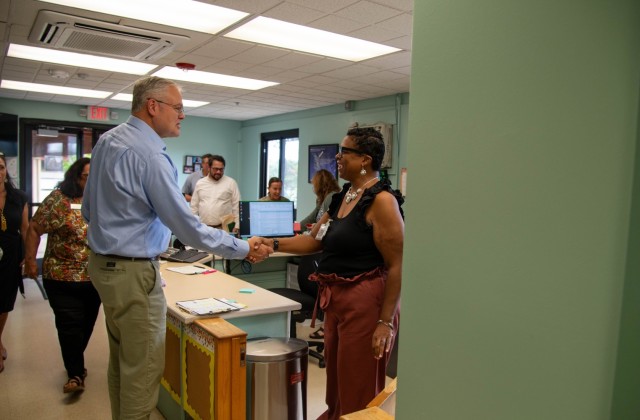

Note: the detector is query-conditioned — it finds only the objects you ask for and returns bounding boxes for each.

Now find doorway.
[20,119,114,211]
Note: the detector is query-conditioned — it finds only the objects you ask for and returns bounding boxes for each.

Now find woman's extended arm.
[256,212,330,255]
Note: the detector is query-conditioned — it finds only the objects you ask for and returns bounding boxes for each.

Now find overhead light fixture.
[1,80,112,98]
[225,17,401,62]
[152,66,278,90]
[37,0,249,34]
[111,93,209,108]
[7,44,157,75]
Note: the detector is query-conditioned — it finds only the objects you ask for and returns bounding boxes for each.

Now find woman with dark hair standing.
[254,127,404,419]
[25,157,101,393]
[0,152,29,374]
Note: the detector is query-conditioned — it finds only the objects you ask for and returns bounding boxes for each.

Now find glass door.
[20,120,114,212]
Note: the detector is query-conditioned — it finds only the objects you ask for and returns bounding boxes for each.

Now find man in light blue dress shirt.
[82,76,270,419]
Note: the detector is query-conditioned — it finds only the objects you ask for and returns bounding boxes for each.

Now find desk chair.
[270,255,325,368]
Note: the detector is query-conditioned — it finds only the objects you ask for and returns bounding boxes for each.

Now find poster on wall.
[183,155,202,174]
[308,144,338,182]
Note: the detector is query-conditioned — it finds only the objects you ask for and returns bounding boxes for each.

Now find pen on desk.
[202,269,216,274]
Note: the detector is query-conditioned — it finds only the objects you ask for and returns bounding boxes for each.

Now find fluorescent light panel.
[1,80,112,98]
[111,93,209,108]
[152,67,278,90]
[37,0,249,34]
[225,17,401,62]
[8,44,157,75]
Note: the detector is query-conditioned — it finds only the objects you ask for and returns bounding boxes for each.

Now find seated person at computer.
[182,153,212,202]
[300,169,340,232]
[259,177,290,202]
[190,154,240,233]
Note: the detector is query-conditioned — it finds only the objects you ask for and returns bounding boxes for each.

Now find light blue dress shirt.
[82,116,249,259]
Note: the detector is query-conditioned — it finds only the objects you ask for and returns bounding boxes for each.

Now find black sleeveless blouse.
[316,179,404,278]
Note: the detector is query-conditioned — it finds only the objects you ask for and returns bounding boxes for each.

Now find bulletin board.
[183,155,202,174]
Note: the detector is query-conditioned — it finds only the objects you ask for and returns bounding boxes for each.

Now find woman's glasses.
[338,146,365,156]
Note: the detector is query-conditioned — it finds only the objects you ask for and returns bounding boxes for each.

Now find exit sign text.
[87,106,109,121]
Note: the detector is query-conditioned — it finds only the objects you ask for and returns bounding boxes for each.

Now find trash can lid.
[246,337,308,362]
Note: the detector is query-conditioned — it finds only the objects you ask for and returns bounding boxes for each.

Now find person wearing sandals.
[253,127,404,419]
[24,158,101,393]
[0,152,29,374]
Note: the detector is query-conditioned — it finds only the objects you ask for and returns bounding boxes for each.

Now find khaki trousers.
[88,252,166,420]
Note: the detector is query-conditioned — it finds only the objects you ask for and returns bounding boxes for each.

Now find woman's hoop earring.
[360,166,367,176]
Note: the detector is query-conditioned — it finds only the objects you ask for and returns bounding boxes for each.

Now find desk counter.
[162,261,300,326]
[159,261,301,419]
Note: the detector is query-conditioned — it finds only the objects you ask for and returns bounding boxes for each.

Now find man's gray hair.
[131,76,181,113]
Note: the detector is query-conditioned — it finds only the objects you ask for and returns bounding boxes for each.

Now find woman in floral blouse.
[24,158,101,394]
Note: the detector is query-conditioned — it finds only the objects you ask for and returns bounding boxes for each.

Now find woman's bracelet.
[377,319,394,331]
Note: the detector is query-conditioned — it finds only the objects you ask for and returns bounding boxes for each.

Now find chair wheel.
[319,360,326,368]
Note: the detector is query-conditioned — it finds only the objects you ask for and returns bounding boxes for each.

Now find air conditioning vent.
[28,10,189,61]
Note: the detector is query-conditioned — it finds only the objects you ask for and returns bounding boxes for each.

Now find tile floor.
[0,280,328,419]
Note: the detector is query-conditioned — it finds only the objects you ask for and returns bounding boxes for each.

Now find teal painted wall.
[0,98,242,185]
[399,1,640,419]
[0,95,408,211]
[239,94,409,217]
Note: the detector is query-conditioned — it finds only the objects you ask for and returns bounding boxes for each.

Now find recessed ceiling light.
[37,0,249,34]
[111,93,209,108]
[1,80,112,98]
[225,16,401,62]
[8,44,157,75]
[152,67,278,90]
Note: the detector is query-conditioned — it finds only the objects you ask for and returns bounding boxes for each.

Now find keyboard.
[162,248,210,263]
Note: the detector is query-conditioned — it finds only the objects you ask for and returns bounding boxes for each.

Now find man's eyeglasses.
[150,98,184,115]
[338,146,365,156]
[210,167,225,172]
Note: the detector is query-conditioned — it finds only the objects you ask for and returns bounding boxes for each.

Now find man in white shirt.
[181,153,212,202]
[191,155,240,233]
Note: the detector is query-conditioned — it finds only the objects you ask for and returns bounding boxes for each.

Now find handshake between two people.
[245,236,275,264]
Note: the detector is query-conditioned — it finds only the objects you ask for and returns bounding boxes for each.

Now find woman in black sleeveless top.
[0,153,29,373]
[258,127,404,419]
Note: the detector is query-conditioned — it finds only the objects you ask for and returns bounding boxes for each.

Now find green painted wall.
[398,1,640,419]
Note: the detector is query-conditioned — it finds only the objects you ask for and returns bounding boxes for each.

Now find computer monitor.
[239,201,295,238]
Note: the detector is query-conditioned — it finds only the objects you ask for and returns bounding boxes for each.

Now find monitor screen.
[239,201,295,238]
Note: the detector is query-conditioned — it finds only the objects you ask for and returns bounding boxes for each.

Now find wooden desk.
[158,262,301,419]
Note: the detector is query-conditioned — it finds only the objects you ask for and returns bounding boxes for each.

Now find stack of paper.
[175,297,244,316]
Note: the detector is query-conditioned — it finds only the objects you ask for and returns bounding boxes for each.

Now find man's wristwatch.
[272,239,279,251]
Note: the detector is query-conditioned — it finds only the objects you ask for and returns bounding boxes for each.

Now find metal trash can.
[246,337,309,420]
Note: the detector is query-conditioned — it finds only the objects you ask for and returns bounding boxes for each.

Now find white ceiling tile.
[229,45,291,65]
[2,0,413,120]
[307,15,368,35]
[263,3,326,24]
[337,1,402,24]
[377,13,413,35]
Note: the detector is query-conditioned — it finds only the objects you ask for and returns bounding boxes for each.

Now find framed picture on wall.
[183,155,202,174]
[308,144,338,182]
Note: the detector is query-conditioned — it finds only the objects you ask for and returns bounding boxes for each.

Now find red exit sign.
[87,106,110,121]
